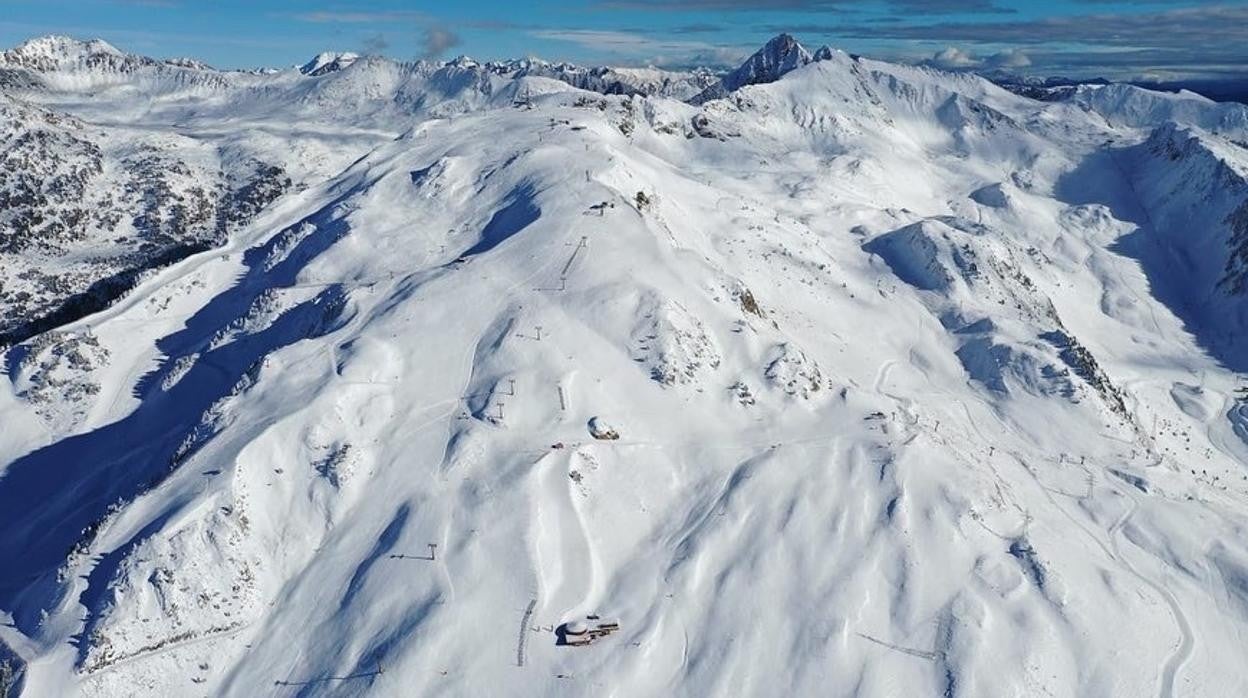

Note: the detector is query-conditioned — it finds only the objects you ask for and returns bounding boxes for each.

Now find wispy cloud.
[293,10,429,24]
[530,29,745,67]
[464,20,528,31]
[1008,46,1248,80]
[111,0,181,7]
[671,23,726,35]
[420,26,461,60]
[361,33,389,55]
[293,8,465,61]
[599,0,1011,14]
[776,4,1248,48]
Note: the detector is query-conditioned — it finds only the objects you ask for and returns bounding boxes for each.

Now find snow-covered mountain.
[2,32,1248,698]
[490,60,718,101]
[0,36,714,118]
[691,33,823,104]
[299,52,360,77]
[1,36,132,73]
[0,35,236,94]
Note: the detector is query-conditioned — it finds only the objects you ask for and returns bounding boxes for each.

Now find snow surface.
[1,34,1248,697]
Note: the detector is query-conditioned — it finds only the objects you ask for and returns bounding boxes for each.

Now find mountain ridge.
[1,30,1248,698]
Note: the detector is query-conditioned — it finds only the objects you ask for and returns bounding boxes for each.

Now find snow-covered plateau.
[1,32,1248,697]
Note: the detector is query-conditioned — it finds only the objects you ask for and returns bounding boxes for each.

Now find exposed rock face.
[692,33,815,104]
[300,52,360,76]
[0,93,291,346]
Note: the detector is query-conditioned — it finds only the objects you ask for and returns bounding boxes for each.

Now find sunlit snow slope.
[2,35,1248,698]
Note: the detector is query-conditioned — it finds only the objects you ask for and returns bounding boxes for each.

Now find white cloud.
[930,46,977,68]
[927,46,1031,72]
[986,48,1031,69]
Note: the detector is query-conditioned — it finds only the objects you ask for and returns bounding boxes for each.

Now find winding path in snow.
[1105,484,1195,698]
[941,379,1194,698]
[1003,443,1193,698]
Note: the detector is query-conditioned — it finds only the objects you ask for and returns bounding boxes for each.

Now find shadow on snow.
[0,194,356,635]
[1056,145,1248,372]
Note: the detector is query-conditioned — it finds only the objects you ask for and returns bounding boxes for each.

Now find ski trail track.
[878,340,1197,698]
[1105,485,1195,698]
[530,450,598,623]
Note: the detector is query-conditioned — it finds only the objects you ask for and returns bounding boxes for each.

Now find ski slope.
[1,34,1248,697]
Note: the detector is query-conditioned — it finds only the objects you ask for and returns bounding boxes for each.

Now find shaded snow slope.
[1114,124,1248,370]
[1,33,1248,698]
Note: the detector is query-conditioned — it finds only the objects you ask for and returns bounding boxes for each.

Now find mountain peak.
[0,34,177,83]
[689,33,815,103]
[18,34,121,56]
[764,33,802,52]
[722,33,813,91]
[163,57,214,71]
[299,51,360,76]
[1,35,125,70]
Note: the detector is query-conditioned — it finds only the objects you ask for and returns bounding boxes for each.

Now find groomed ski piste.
[1,34,1247,697]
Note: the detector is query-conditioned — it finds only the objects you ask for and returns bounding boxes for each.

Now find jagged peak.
[688,33,816,104]
[1145,121,1248,175]
[447,55,480,69]
[761,33,805,55]
[506,56,553,70]
[722,33,813,91]
[164,57,214,71]
[299,51,360,76]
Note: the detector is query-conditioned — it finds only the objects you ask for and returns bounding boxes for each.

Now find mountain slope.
[1,34,1248,698]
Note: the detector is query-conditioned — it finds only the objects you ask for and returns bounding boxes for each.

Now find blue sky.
[1,0,1246,80]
